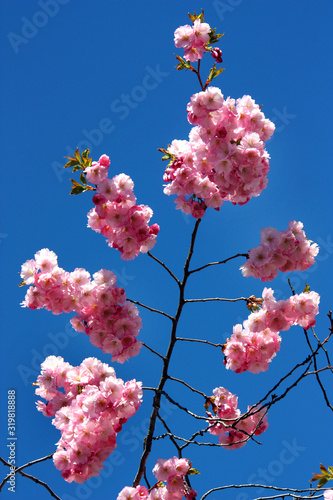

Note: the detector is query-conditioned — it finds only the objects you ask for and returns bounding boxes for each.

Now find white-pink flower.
[36,356,142,483]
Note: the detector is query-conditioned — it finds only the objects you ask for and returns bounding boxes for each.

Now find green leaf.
[70,185,85,195]
[63,159,78,169]
[72,165,84,172]
[80,172,87,185]
[318,477,329,488]
[328,466,333,475]
[81,148,90,159]
[303,283,311,293]
[70,179,82,188]
[74,148,81,162]
[214,68,225,78]
[175,54,192,71]
[81,148,92,167]
[188,467,200,475]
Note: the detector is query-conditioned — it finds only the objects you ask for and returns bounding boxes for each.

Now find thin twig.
[156,413,181,454]
[305,366,333,376]
[176,337,225,348]
[142,342,165,360]
[0,454,53,490]
[185,297,248,304]
[127,299,174,320]
[0,456,60,500]
[167,375,209,399]
[189,253,248,275]
[147,252,180,285]
[201,484,326,500]
[302,320,333,411]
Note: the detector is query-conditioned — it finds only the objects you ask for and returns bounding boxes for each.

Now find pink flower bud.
[211,47,223,63]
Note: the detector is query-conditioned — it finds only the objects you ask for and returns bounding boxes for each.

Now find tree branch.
[167,375,209,399]
[127,299,174,320]
[142,342,165,360]
[189,253,248,275]
[184,297,248,304]
[201,484,325,500]
[147,251,180,285]
[133,219,202,487]
[176,337,225,349]
[0,455,60,500]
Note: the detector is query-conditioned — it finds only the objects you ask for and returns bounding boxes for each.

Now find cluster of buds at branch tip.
[247,295,263,312]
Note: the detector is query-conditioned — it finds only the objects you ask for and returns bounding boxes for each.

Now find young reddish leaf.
[188,10,204,23]
[320,464,329,475]
[310,473,324,482]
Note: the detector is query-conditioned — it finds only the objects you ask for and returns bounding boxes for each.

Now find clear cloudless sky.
[1,1,332,499]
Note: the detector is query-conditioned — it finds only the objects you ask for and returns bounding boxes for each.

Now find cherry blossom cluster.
[86,154,159,260]
[240,220,319,281]
[35,355,142,483]
[163,88,275,218]
[224,287,320,373]
[20,249,142,362]
[207,386,268,450]
[174,18,212,63]
[117,457,197,500]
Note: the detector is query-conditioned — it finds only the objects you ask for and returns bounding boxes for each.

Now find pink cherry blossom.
[36,356,142,483]
[86,162,159,260]
[240,221,319,281]
[163,89,275,217]
[207,387,269,449]
[20,251,143,362]
[118,457,193,500]
[224,288,320,373]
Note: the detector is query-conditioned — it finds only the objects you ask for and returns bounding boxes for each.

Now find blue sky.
[1,1,333,499]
